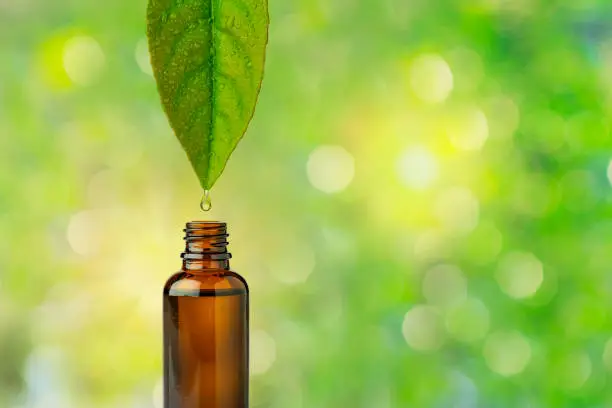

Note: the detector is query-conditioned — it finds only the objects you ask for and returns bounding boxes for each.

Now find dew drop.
[200,190,213,212]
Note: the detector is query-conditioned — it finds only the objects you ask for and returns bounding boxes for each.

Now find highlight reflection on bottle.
[163,222,249,408]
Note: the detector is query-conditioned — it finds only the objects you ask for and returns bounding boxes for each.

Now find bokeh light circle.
[465,221,503,265]
[486,96,521,139]
[268,240,316,285]
[483,331,532,376]
[413,229,449,262]
[445,298,490,343]
[447,108,489,151]
[397,146,439,190]
[152,378,163,408]
[496,251,544,299]
[603,338,612,371]
[558,351,592,391]
[409,54,454,104]
[66,210,102,256]
[307,145,355,193]
[434,187,480,234]
[251,330,277,375]
[449,371,479,408]
[422,264,467,309]
[135,37,154,76]
[62,35,105,86]
[402,305,445,352]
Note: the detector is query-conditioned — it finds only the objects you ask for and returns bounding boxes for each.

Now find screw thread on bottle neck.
[182,221,231,270]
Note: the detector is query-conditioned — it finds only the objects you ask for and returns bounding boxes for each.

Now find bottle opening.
[183,221,231,262]
[185,221,227,235]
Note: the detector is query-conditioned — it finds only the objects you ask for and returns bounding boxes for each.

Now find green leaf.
[147,0,269,189]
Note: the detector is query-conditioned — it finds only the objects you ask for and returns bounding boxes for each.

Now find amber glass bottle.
[163,222,249,408]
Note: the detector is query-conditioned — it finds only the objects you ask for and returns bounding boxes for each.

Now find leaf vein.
[213,24,256,82]
[170,58,210,113]
[161,20,208,71]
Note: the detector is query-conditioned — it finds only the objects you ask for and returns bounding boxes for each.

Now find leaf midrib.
[207,0,217,185]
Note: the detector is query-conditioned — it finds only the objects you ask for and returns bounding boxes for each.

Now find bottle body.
[164,222,249,408]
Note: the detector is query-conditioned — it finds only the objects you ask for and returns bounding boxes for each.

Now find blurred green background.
[2,0,612,407]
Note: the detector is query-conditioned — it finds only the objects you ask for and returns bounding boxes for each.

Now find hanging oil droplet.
[200,190,212,212]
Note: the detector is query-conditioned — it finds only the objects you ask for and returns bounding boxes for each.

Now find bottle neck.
[182,221,232,271]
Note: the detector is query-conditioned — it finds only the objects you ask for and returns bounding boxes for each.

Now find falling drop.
[200,190,212,212]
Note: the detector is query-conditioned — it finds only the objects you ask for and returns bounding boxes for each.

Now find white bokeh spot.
[409,54,454,104]
[397,146,439,190]
[307,145,355,193]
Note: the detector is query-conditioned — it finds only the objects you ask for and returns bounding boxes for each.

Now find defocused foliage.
[1,0,612,407]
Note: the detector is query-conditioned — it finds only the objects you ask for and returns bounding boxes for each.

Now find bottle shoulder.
[164,270,248,297]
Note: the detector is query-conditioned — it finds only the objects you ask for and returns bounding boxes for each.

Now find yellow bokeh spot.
[434,187,480,234]
[37,31,76,89]
[397,146,439,190]
[446,107,489,151]
[37,31,105,90]
[63,35,105,86]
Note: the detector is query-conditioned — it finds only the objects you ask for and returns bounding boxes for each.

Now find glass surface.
[163,222,249,408]
[164,273,248,408]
